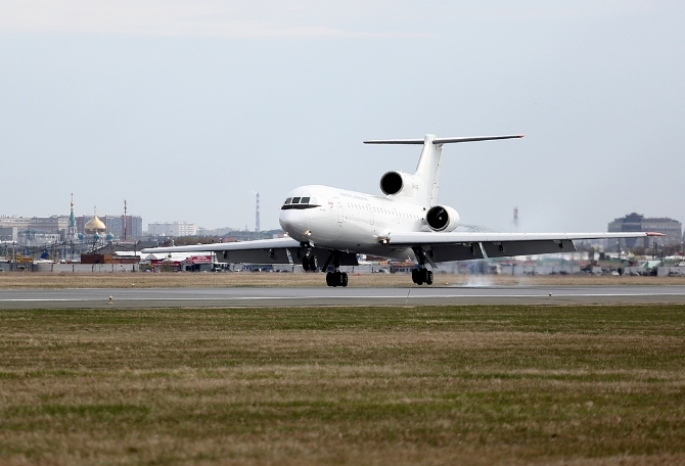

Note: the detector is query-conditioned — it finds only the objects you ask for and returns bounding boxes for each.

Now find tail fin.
[364,133,523,206]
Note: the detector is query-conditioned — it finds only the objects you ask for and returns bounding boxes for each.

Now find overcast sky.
[1,1,684,233]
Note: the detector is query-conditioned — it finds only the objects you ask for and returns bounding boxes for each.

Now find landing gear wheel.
[412,268,433,285]
[326,271,348,287]
[303,254,318,272]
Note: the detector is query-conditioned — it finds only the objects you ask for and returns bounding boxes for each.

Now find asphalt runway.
[0,285,684,309]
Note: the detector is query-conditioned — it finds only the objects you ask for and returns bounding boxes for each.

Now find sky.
[1,1,684,233]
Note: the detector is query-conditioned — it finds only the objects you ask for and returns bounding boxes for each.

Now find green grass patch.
[0,304,684,465]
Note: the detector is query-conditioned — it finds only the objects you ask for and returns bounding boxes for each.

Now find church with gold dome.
[80,207,117,251]
[84,207,106,235]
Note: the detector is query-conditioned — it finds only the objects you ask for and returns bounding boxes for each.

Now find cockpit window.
[280,195,319,210]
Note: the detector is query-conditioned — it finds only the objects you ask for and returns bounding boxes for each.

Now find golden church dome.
[85,207,106,233]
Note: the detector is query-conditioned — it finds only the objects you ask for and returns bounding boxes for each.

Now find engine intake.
[426,205,460,232]
[380,171,403,195]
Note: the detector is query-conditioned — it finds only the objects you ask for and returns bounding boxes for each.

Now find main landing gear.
[411,268,433,285]
[326,271,348,287]
[411,247,433,285]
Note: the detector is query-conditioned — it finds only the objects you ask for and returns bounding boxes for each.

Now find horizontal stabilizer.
[433,135,524,144]
[363,134,524,145]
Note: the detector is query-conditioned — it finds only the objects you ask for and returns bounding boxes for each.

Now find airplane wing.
[141,237,359,266]
[384,231,663,262]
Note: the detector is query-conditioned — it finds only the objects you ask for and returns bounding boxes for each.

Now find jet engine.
[379,171,403,195]
[425,205,460,232]
[380,171,419,197]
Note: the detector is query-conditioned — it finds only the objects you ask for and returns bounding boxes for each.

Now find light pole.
[133,240,139,272]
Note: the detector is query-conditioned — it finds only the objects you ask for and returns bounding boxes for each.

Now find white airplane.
[143,133,661,287]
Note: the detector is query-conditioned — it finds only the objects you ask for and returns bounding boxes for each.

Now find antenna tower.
[123,199,128,241]
[513,206,519,228]
[255,193,260,233]
[68,193,76,232]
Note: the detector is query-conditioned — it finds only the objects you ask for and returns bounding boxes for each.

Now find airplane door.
[367,203,374,225]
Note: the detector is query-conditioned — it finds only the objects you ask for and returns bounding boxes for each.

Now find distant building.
[197,226,235,236]
[122,215,143,239]
[102,215,143,239]
[148,221,198,237]
[0,215,69,240]
[1,214,144,240]
[608,213,682,248]
[76,215,143,238]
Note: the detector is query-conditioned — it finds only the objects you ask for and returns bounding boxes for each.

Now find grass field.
[1,305,684,465]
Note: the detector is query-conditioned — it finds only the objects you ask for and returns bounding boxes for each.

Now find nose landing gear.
[321,250,348,287]
[302,252,318,272]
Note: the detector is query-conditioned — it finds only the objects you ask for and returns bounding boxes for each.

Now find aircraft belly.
[288,247,359,266]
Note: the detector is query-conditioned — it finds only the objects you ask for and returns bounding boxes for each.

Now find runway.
[0,285,684,309]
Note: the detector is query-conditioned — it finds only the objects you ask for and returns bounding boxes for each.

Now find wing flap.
[388,231,657,245]
[216,248,291,264]
[141,237,300,254]
[142,237,360,266]
[388,231,658,262]
[429,243,485,262]
[481,239,576,258]
[143,237,298,264]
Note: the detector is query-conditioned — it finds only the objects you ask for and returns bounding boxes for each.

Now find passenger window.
[301,197,310,204]
[292,197,301,204]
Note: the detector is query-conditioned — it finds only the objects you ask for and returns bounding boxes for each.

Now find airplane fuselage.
[279,185,455,261]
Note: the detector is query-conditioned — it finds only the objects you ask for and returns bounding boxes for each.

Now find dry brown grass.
[0,305,684,465]
[0,271,684,289]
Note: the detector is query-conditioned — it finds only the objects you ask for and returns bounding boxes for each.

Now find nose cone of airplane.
[279,186,326,242]
[279,208,310,241]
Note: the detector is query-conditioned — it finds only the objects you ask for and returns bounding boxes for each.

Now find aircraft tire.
[341,272,348,287]
[411,269,419,284]
[425,270,433,285]
[304,254,317,272]
[326,272,336,287]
